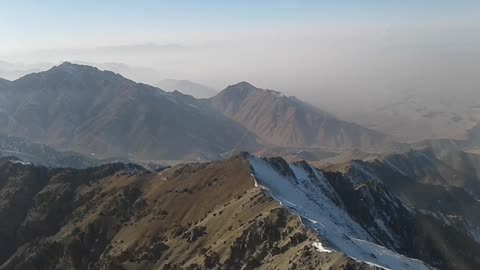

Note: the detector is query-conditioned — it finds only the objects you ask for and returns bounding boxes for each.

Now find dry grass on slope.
[0,156,378,270]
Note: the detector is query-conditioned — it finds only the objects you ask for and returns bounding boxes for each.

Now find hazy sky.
[1,0,480,110]
[1,1,478,51]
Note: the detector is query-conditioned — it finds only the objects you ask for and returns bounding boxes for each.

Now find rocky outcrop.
[1,156,371,270]
[2,154,479,269]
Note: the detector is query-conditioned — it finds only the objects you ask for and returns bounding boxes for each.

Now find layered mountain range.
[0,63,258,161]
[1,62,480,269]
[2,154,480,270]
[0,63,402,162]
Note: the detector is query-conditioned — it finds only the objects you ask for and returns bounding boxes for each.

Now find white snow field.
[248,155,432,270]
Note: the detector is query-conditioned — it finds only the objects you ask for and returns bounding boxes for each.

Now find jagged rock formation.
[248,155,480,270]
[323,153,480,261]
[0,156,375,270]
[1,154,479,269]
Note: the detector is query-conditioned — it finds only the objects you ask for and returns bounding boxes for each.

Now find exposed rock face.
[324,157,480,269]
[0,156,364,270]
[324,170,480,270]
[249,154,480,270]
[0,156,379,269]
[1,154,479,270]
[210,82,401,153]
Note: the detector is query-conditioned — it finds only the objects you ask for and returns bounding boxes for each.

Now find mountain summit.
[0,64,401,161]
[210,82,400,152]
[0,63,258,161]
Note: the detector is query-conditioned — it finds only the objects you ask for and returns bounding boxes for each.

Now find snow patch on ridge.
[247,155,431,270]
[9,159,32,165]
[312,241,332,253]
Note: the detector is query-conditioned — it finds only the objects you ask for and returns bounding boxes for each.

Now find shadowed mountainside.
[0,63,258,161]
[210,82,402,153]
[1,154,479,269]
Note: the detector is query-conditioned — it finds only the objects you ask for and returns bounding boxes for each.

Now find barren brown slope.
[0,63,258,161]
[210,82,401,153]
[0,156,374,270]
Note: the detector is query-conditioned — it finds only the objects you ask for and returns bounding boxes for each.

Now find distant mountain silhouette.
[155,79,217,98]
[0,62,258,161]
[210,82,401,153]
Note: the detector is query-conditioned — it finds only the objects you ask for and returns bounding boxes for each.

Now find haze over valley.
[1,1,480,270]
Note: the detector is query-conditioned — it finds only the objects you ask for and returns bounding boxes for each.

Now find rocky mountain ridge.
[1,153,479,269]
[210,82,402,153]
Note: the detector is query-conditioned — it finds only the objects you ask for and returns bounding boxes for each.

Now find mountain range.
[0,62,401,162]
[1,62,480,269]
[322,146,480,245]
[0,62,257,161]
[2,154,480,269]
[211,82,402,152]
